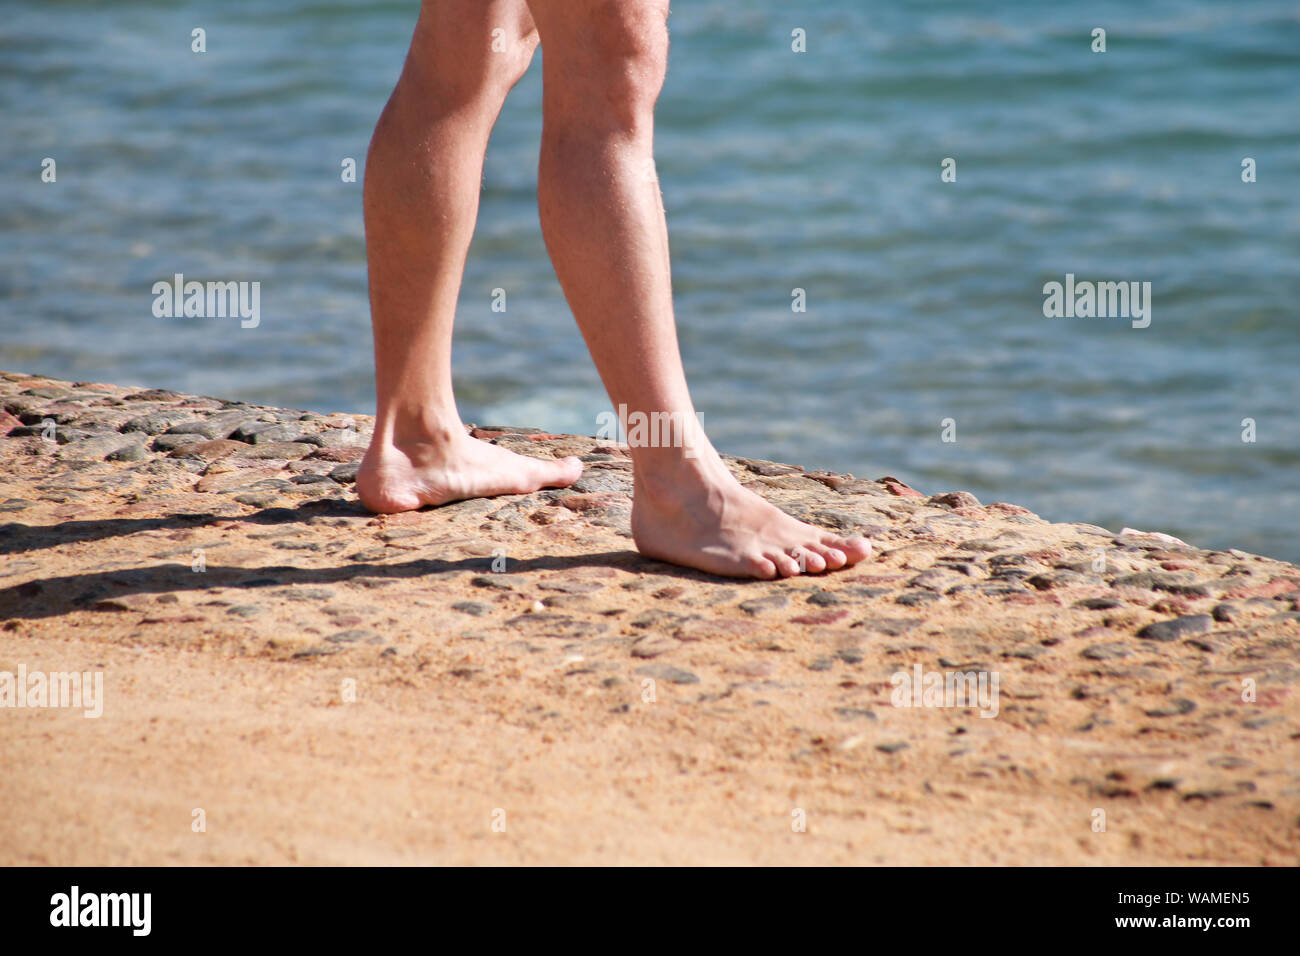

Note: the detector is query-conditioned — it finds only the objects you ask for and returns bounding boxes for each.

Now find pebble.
[60,434,142,460]
[854,617,921,635]
[170,438,248,460]
[1143,698,1197,718]
[806,590,843,607]
[505,613,607,639]
[309,445,366,463]
[738,594,789,615]
[471,574,520,591]
[450,601,489,616]
[633,664,700,684]
[121,410,198,435]
[1082,642,1132,660]
[239,442,315,460]
[835,707,877,721]
[1076,596,1123,610]
[231,421,298,444]
[165,413,253,440]
[539,579,605,595]
[233,493,279,508]
[790,609,851,626]
[107,442,149,462]
[327,629,382,644]
[928,491,981,509]
[1137,614,1213,642]
[808,508,870,532]
[630,634,677,659]
[1212,602,1241,623]
[569,471,632,495]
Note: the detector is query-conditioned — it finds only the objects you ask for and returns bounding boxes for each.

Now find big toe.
[827,535,872,563]
[536,455,584,488]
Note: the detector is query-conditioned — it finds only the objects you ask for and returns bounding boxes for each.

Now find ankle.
[373,409,467,453]
[634,449,733,506]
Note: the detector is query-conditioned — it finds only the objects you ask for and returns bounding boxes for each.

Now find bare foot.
[632,462,873,580]
[356,432,583,513]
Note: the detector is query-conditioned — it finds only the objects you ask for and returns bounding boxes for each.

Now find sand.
[1,371,1297,864]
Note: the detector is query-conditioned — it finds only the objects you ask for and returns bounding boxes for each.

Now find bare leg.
[357,0,583,513]
[525,0,871,579]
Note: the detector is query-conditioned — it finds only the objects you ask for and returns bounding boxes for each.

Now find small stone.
[326,629,380,644]
[928,491,981,509]
[1143,698,1197,718]
[808,509,870,532]
[1212,602,1241,623]
[232,421,301,444]
[60,434,142,460]
[790,609,851,626]
[910,568,962,591]
[569,470,632,495]
[1027,571,1085,591]
[472,574,520,591]
[739,594,789,615]
[162,419,231,441]
[633,664,700,684]
[876,742,910,754]
[233,493,278,508]
[834,707,877,721]
[1076,596,1123,610]
[559,492,629,513]
[121,410,198,435]
[308,445,366,463]
[238,441,314,460]
[807,590,843,607]
[152,433,209,452]
[292,645,341,658]
[169,438,248,460]
[834,478,889,496]
[630,634,677,659]
[106,442,149,462]
[1082,642,1132,660]
[539,578,605,595]
[878,476,922,496]
[505,613,607,639]
[451,601,489,616]
[330,462,360,484]
[854,617,921,636]
[122,388,182,401]
[744,459,802,477]
[1137,614,1212,642]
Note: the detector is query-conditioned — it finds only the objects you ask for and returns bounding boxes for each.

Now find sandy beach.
[2,370,1297,865]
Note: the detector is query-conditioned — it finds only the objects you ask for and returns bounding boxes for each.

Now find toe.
[797,546,828,574]
[825,534,872,563]
[538,455,583,488]
[808,543,846,571]
[766,551,803,577]
[745,555,779,580]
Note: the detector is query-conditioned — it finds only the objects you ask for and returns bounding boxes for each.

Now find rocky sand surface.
[1,370,1297,864]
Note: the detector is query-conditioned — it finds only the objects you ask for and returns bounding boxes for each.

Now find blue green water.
[2,1,1298,560]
